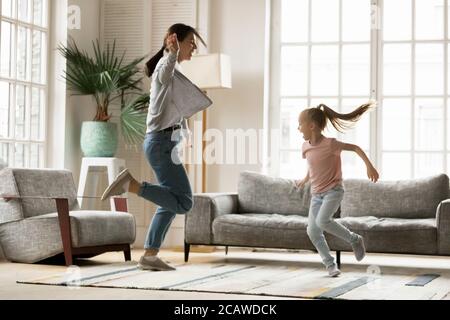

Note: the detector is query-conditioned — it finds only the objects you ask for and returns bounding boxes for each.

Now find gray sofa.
[184,171,450,266]
[0,168,136,265]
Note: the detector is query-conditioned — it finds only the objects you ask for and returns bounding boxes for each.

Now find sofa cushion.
[328,216,437,255]
[237,171,311,216]
[0,210,135,263]
[7,168,80,218]
[341,174,449,219]
[212,213,315,250]
[338,216,436,231]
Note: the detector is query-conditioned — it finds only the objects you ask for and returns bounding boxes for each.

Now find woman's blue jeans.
[139,130,193,250]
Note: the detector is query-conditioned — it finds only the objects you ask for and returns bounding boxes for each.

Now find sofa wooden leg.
[124,246,131,261]
[184,241,190,262]
[225,246,229,255]
[336,251,341,269]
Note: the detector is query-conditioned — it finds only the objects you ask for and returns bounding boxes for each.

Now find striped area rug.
[17,258,450,300]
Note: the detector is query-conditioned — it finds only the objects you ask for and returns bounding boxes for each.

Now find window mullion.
[338,0,342,117]
[372,0,381,172]
[1,16,47,32]
[337,0,344,143]
[11,5,19,166]
[307,0,312,108]
[43,0,50,167]
[10,81,16,167]
[411,0,416,178]
[444,0,448,174]
[0,7,2,73]
[269,0,282,177]
[26,87,31,167]
[28,0,35,168]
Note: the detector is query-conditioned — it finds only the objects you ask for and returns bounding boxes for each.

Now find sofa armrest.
[185,193,239,245]
[436,199,450,255]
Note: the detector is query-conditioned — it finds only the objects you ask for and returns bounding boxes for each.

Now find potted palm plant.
[58,38,149,157]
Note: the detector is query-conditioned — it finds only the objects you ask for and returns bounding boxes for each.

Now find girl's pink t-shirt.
[302,137,344,194]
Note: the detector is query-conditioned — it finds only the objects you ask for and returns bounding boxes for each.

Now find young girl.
[295,103,379,277]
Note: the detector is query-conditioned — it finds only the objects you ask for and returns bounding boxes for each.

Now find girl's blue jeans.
[139,130,193,250]
[307,184,357,268]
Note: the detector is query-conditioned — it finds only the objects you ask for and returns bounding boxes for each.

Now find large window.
[381,0,447,179]
[270,0,450,179]
[0,0,48,168]
[271,0,450,180]
[275,0,371,180]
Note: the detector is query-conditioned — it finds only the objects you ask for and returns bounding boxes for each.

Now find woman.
[101,23,207,271]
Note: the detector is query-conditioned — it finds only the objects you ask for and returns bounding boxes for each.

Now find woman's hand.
[367,165,379,183]
[166,33,179,54]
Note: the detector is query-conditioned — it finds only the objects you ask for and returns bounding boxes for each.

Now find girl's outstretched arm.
[342,143,379,183]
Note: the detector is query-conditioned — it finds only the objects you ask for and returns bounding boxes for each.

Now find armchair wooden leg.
[225,246,229,255]
[124,245,131,261]
[62,253,73,266]
[114,197,128,212]
[55,198,74,266]
[184,241,190,262]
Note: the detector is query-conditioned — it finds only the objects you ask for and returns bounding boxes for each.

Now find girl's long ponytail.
[145,45,166,78]
[316,102,375,132]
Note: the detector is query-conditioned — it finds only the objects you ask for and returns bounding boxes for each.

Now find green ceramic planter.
[80,121,118,157]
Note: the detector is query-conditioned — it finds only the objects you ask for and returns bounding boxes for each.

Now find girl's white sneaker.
[351,235,366,261]
[327,264,341,277]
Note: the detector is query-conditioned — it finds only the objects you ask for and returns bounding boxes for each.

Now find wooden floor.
[1,248,450,300]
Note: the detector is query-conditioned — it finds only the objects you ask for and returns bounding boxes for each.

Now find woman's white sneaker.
[138,256,176,271]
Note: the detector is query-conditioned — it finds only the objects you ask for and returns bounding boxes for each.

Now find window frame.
[0,0,49,168]
[268,0,449,179]
[379,0,448,179]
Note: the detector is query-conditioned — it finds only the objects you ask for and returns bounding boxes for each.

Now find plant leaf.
[120,94,149,146]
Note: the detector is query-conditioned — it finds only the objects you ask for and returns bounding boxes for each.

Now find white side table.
[77,157,126,211]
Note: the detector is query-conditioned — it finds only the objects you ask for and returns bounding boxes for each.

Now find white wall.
[206,0,267,192]
[62,0,154,248]
[65,0,122,212]
[64,0,101,183]
[46,0,68,169]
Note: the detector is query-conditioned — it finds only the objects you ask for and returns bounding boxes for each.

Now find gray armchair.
[0,168,136,266]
